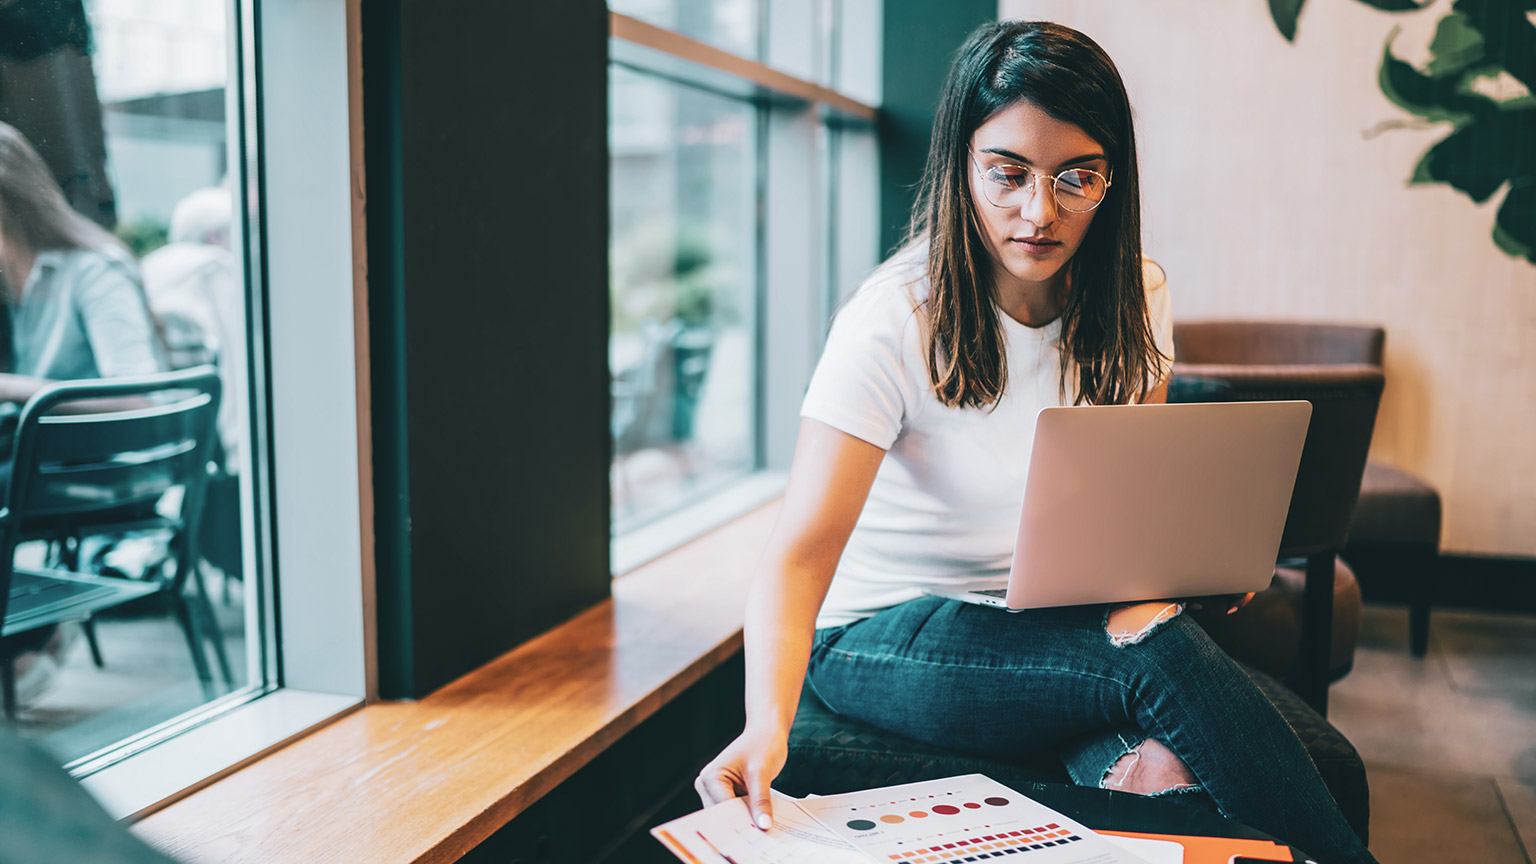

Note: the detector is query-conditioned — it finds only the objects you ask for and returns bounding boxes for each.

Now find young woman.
[0,121,167,705]
[695,21,1378,864]
[0,120,164,404]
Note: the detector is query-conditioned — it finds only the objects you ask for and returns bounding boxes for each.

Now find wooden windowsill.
[134,500,778,863]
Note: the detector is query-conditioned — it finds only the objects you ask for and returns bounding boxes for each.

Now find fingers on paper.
[694,765,775,831]
[746,766,775,830]
[695,769,738,808]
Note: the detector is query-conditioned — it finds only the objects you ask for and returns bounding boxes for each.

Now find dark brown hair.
[0,121,119,262]
[910,21,1165,408]
[0,122,131,369]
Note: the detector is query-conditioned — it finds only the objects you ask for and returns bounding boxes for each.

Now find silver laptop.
[926,401,1311,610]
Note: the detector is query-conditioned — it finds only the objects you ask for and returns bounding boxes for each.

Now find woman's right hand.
[695,725,789,831]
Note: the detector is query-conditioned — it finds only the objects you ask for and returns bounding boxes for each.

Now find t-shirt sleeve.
[1144,259,1174,386]
[801,287,923,450]
[76,254,167,378]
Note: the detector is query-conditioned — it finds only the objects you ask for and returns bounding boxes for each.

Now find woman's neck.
[992,264,1065,328]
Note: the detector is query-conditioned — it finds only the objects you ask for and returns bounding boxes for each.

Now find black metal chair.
[0,367,228,718]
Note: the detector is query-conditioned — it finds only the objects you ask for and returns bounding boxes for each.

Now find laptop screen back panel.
[1006,401,1311,609]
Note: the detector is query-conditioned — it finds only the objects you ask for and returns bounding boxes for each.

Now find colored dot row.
[845,797,1012,830]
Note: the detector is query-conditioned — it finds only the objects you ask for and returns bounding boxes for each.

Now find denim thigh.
[808,596,1154,761]
[807,596,1380,864]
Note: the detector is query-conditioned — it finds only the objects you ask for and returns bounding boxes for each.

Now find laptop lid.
[1004,401,1311,609]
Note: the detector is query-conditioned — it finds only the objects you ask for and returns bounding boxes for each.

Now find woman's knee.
[1105,601,1184,647]
[1100,737,1200,795]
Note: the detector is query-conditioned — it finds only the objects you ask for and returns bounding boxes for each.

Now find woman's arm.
[0,372,154,414]
[0,251,163,411]
[695,417,885,828]
[75,252,166,379]
[0,373,49,405]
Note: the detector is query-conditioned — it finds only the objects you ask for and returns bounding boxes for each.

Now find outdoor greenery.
[609,221,741,335]
[114,217,168,259]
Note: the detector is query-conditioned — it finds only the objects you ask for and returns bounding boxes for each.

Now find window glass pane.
[610,67,758,533]
[1,0,266,768]
[833,0,882,105]
[763,0,824,83]
[610,0,760,60]
[829,124,880,305]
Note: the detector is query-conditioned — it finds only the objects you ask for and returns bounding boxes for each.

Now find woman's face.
[967,99,1109,300]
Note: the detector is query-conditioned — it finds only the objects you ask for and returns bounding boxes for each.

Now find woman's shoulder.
[31,246,146,317]
[839,241,930,324]
[1141,257,1167,293]
[42,244,141,284]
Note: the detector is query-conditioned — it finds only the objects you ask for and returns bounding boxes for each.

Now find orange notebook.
[1098,829,1295,864]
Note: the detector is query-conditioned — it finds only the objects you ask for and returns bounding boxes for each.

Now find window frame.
[74,0,880,816]
[606,7,880,570]
[78,0,369,818]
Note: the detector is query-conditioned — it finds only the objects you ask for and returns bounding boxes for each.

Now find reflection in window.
[609,67,757,532]
[0,0,261,769]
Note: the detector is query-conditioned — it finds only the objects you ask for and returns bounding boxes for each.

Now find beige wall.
[999,1,1536,556]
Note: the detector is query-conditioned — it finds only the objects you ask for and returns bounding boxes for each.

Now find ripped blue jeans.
[807,596,1378,864]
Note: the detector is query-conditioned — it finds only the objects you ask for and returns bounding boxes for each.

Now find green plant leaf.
[1409,150,1438,185]
[1452,0,1536,94]
[1492,183,1536,263]
[1379,33,1486,122]
[1414,108,1536,202]
[1425,12,1486,77]
[1414,130,1498,201]
[1354,0,1429,10]
[1269,0,1306,41]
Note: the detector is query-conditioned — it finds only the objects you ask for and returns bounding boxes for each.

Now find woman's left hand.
[1224,592,1256,614]
[1187,592,1256,615]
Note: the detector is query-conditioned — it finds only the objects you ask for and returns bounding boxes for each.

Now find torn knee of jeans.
[1099,737,1200,796]
[1105,602,1184,647]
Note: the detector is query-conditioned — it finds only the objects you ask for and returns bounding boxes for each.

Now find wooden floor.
[1329,605,1536,863]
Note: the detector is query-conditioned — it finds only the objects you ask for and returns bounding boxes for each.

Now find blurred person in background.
[0,119,165,707]
[0,120,163,400]
[142,185,244,470]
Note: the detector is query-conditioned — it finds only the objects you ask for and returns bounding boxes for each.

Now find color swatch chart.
[797,775,1146,864]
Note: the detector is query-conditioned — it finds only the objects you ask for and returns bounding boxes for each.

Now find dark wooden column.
[362,0,611,699]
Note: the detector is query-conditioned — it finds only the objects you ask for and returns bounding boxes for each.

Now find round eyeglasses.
[969,152,1112,214]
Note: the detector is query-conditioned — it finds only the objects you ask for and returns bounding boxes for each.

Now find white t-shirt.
[802,243,1174,628]
[12,247,164,382]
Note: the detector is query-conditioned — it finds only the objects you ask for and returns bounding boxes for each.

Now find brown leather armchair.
[1175,321,1442,656]
[1173,321,1384,368]
[1170,323,1386,713]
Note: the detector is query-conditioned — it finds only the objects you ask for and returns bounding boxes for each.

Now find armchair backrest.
[1171,361,1383,558]
[1174,321,1384,367]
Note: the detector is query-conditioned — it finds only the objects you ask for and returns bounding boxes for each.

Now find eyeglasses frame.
[967,151,1113,214]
